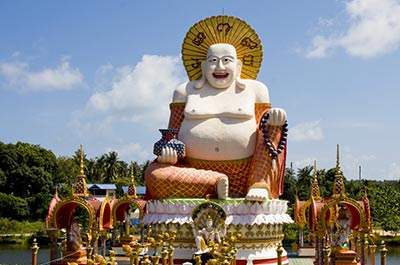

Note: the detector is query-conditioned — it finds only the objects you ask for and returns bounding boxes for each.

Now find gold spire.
[336,144,342,175]
[127,161,137,198]
[130,161,134,184]
[333,144,345,198]
[311,160,321,201]
[79,144,84,175]
[73,144,89,197]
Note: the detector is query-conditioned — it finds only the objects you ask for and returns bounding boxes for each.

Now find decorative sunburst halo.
[182,15,263,81]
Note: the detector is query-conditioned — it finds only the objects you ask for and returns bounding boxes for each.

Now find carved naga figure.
[145,16,288,201]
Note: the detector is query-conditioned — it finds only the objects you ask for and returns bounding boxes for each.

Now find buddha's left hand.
[267,108,287,126]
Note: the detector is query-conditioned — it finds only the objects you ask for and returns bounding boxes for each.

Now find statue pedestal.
[143,198,293,265]
[333,249,360,265]
[61,248,86,264]
[297,245,316,257]
[120,235,137,246]
[112,235,138,256]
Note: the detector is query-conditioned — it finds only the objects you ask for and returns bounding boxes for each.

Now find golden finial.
[336,144,342,175]
[73,144,89,197]
[333,144,345,197]
[311,160,321,201]
[313,160,317,180]
[126,161,137,198]
[130,161,134,184]
[79,144,84,175]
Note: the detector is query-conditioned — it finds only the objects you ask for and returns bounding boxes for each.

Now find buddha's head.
[195,43,245,89]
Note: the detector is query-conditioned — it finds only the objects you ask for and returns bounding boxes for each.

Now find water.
[0,245,50,265]
[0,244,398,265]
[371,245,400,265]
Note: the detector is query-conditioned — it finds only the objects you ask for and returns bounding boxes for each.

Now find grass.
[0,218,47,245]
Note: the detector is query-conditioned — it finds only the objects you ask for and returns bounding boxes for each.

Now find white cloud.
[93,64,115,92]
[80,54,185,128]
[0,57,83,91]
[306,0,400,58]
[68,54,186,158]
[290,120,324,142]
[307,35,336,58]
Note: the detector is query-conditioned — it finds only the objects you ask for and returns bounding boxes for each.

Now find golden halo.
[182,15,263,81]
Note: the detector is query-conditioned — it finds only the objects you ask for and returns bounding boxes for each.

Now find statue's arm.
[172,82,188,103]
[168,82,188,129]
[247,82,286,200]
[252,80,270,104]
[156,83,188,164]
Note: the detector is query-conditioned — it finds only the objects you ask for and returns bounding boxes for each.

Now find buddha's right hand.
[157,146,178,164]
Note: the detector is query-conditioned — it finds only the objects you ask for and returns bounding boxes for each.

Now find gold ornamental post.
[369,244,377,265]
[276,243,283,265]
[379,241,388,265]
[31,238,39,265]
[363,234,369,265]
[323,246,331,265]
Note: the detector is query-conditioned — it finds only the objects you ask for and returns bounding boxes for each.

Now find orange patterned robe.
[145,102,286,199]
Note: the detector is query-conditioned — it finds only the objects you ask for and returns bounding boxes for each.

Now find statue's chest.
[185,88,255,117]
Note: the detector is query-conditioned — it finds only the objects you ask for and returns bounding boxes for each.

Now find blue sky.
[1,0,400,181]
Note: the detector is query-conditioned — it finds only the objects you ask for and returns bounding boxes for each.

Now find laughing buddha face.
[204,43,242,89]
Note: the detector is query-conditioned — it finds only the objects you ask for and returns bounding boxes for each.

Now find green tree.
[368,183,400,232]
[282,165,297,203]
[137,160,150,186]
[55,156,79,185]
[0,192,28,220]
[0,142,57,220]
[295,165,313,200]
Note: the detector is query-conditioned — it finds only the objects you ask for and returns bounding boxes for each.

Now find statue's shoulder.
[241,79,270,103]
[173,81,194,102]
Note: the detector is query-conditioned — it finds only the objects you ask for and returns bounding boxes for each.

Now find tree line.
[0,141,148,221]
[282,164,400,233]
[0,141,399,233]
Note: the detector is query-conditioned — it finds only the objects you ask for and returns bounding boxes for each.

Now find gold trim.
[170,102,271,108]
[172,237,284,247]
[112,198,146,224]
[50,196,96,230]
[99,194,112,230]
[182,16,263,81]
[184,156,253,165]
[169,102,186,108]
[316,197,368,237]
[249,182,269,189]
[255,103,272,108]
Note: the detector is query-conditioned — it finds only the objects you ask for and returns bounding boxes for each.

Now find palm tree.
[101,151,121,183]
[296,165,313,200]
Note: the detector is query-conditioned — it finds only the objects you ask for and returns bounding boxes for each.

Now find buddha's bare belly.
[179,117,257,161]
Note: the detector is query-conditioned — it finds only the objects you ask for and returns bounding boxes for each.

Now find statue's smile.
[213,72,229,79]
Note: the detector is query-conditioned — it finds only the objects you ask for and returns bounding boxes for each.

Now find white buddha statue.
[145,16,287,201]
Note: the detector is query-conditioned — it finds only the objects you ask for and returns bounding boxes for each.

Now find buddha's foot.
[217,176,229,200]
[246,182,270,201]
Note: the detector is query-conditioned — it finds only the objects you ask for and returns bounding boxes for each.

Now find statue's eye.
[222,57,234,64]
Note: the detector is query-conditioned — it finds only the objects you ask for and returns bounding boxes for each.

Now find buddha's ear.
[236,60,246,89]
[236,60,243,76]
[194,61,206,89]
